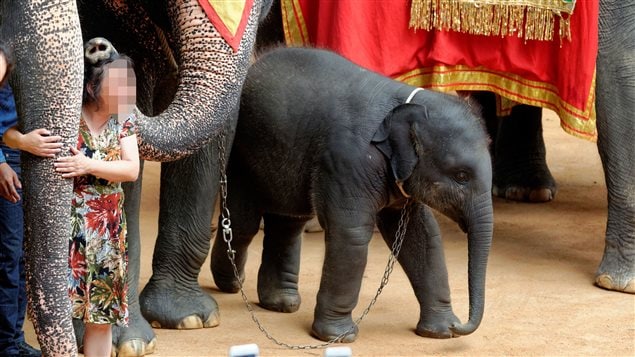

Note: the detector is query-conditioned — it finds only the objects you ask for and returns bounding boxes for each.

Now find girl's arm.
[3,126,63,157]
[54,134,139,182]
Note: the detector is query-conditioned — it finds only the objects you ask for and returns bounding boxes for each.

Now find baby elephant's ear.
[371,113,392,158]
[372,104,424,182]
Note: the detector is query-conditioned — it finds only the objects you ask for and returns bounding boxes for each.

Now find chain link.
[218,135,412,349]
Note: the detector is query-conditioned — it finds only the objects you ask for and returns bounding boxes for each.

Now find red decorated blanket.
[281,0,598,140]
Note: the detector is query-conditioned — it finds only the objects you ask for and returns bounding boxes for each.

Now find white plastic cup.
[228,343,259,357]
[324,346,353,357]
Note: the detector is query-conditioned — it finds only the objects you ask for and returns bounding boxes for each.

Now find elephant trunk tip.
[449,319,481,336]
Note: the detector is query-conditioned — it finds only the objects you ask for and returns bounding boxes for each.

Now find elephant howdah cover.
[280,0,598,140]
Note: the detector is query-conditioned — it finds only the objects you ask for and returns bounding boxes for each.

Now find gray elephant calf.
[211,47,493,342]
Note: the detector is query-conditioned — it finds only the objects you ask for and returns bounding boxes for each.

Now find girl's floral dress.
[68,113,136,326]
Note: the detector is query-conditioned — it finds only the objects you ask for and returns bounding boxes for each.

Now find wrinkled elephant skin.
[211,48,494,342]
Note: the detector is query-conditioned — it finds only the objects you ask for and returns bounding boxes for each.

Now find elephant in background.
[211,47,494,342]
[256,0,635,293]
[456,1,635,293]
[0,0,272,355]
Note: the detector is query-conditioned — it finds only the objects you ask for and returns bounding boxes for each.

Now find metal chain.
[218,135,412,349]
[218,132,232,248]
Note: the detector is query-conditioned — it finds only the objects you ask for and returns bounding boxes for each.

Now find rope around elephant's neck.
[405,87,425,104]
[218,150,412,350]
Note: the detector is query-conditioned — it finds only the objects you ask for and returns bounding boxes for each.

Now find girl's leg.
[83,323,111,357]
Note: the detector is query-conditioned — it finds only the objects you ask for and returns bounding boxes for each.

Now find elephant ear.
[372,112,393,158]
[372,104,424,182]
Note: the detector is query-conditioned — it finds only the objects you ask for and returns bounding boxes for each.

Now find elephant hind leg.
[473,92,557,203]
[257,213,308,313]
[210,187,262,293]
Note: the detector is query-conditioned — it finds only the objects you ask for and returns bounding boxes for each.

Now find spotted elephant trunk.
[134,0,261,161]
[1,1,83,356]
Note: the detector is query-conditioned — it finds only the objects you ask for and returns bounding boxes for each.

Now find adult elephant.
[0,0,272,355]
[263,0,635,293]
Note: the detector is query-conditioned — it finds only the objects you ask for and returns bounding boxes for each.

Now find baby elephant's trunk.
[450,193,493,336]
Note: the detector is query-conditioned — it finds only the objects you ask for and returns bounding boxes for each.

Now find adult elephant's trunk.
[1,1,83,356]
[134,0,262,161]
[450,192,494,336]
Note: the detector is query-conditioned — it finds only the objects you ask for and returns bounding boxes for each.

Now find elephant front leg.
[257,213,306,313]
[311,213,376,343]
[594,13,635,293]
[377,204,459,338]
[139,143,220,329]
[472,92,556,202]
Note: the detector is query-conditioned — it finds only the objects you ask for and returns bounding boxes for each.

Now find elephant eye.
[453,170,470,184]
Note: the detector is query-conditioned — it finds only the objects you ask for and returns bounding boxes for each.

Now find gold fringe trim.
[410,0,575,42]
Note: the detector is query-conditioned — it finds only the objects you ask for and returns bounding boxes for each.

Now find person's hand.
[20,128,63,157]
[0,162,21,203]
[54,147,93,178]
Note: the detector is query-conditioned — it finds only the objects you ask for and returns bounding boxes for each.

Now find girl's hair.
[0,42,14,87]
[83,50,134,107]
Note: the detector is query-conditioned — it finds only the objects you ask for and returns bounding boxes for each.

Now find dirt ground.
[25,109,635,356]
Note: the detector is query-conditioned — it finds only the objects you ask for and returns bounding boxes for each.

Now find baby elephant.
[211,47,493,342]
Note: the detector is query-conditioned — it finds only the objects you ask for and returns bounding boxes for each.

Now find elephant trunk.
[450,192,493,336]
[2,1,83,356]
[134,0,262,162]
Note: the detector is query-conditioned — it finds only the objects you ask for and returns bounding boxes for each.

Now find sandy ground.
[25,109,635,356]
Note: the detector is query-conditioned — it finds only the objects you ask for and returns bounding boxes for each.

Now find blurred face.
[101,59,137,114]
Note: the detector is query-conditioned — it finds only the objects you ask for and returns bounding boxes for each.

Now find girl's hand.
[54,147,93,178]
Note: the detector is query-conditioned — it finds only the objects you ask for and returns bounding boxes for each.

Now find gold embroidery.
[395,65,596,141]
[409,0,576,42]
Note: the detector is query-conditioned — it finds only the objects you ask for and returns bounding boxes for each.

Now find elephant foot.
[311,316,358,343]
[213,269,244,293]
[258,289,301,313]
[139,279,220,329]
[595,274,635,293]
[113,316,157,357]
[594,249,635,293]
[73,314,157,357]
[492,162,557,203]
[114,336,157,357]
[415,309,461,339]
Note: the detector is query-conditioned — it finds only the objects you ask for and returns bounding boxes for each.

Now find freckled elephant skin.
[1,0,271,355]
[1,1,83,356]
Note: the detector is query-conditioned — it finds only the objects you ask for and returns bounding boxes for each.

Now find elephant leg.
[594,1,635,293]
[311,207,375,343]
[257,213,306,313]
[377,203,459,339]
[139,142,220,330]
[210,170,262,293]
[472,92,556,202]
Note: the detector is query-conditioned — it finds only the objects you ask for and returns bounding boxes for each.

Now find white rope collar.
[395,87,425,199]
[405,87,424,104]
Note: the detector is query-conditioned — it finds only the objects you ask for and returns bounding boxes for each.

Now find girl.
[54,41,139,357]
